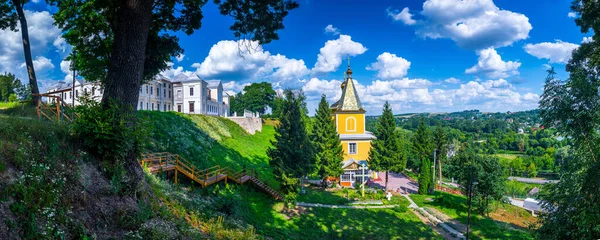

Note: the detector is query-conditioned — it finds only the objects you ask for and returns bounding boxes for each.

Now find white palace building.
[44,74,231,117]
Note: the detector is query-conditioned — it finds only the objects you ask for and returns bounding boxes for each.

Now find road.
[508,177,558,184]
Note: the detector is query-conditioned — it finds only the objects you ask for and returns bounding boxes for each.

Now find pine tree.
[268,90,315,200]
[413,117,433,171]
[311,95,343,187]
[433,124,447,185]
[368,102,404,191]
[418,158,432,194]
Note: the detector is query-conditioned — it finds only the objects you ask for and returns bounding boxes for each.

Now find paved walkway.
[296,202,399,209]
[508,177,558,184]
[368,171,419,194]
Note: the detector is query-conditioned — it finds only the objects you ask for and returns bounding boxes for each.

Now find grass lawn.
[0,102,19,109]
[506,180,543,198]
[494,152,524,162]
[297,186,409,206]
[241,190,441,239]
[411,191,535,239]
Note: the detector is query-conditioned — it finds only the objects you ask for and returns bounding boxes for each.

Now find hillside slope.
[0,109,274,239]
[139,111,278,188]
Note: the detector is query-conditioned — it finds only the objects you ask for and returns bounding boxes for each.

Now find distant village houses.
[43,74,231,117]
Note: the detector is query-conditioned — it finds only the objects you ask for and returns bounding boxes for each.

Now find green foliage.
[51,0,299,84]
[535,5,600,237]
[71,97,150,192]
[0,117,78,239]
[412,117,433,170]
[242,82,276,114]
[418,158,432,194]
[369,102,405,189]
[449,151,506,215]
[411,191,534,239]
[0,72,25,102]
[268,90,314,197]
[310,95,343,184]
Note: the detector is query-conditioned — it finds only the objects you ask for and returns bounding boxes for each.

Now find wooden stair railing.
[140,153,283,200]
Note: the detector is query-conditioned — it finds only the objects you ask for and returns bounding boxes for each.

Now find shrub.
[394,205,408,213]
[71,97,150,191]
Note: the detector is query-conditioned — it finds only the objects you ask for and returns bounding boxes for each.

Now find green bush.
[394,205,408,213]
[71,97,150,191]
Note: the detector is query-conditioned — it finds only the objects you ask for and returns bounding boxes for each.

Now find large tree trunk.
[12,0,40,102]
[101,0,153,193]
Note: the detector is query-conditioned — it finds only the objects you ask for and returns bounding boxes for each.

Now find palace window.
[190,87,194,96]
[348,142,357,154]
[150,86,153,95]
[189,102,195,113]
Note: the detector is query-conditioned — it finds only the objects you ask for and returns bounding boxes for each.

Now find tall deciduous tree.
[536,3,600,235]
[0,0,40,102]
[51,0,299,188]
[311,95,343,187]
[449,151,505,215]
[242,82,276,114]
[268,90,314,200]
[0,72,20,101]
[369,102,404,191]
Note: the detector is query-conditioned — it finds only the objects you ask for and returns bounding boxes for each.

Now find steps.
[140,152,283,201]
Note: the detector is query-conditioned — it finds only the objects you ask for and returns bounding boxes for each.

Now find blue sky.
[0,0,591,115]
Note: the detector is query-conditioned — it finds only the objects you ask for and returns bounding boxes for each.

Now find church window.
[349,142,357,154]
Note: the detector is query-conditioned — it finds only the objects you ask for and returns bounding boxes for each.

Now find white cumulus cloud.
[366,52,411,79]
[444,77,460,84]
[387,7,416,25]
[176,54,185,62]
[389,0,532,50]
[524,40,579,63]
[192,40,309,88]
[465,48,521,78]
[324,24,340,35]
[568,12,576,18]
[0,10,63,82]
[312,35,367,74]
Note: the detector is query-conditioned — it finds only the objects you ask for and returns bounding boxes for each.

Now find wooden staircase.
[139,152,283,200]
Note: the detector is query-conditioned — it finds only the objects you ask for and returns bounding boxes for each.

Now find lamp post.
[432,149,437,193]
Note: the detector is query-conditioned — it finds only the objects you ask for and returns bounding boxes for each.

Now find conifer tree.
[418,158,432,194]
[311,95,344,187]
[268,90,314,200]
[433,124,447,184]
[369,101,403,191]
[413,117,433,171]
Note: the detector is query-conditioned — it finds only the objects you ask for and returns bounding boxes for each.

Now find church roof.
[331,64,364,112]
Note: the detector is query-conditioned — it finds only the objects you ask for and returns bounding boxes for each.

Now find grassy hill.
[139,111,278,188]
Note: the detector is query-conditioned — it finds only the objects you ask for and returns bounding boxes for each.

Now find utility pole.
[466,166,478,240]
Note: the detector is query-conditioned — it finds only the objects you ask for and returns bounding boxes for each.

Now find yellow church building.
[330,64,377,187]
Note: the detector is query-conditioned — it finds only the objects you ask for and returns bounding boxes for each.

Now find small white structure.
[523,198,543,215]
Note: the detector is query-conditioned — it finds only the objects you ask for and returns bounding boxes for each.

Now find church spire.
[345,56,353,78]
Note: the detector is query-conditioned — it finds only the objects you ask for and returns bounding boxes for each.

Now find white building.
[172,74,230,116]
[44,74,230,117]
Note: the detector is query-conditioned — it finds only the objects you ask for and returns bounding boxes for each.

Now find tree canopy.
[310,95,343,186]
[268,90,314,199]
[536,2,600,235]
[50,0,299,84]
[368,102,405,190]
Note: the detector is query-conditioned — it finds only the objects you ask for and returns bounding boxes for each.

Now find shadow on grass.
[240,190,440,240]
[296,186,350,205]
